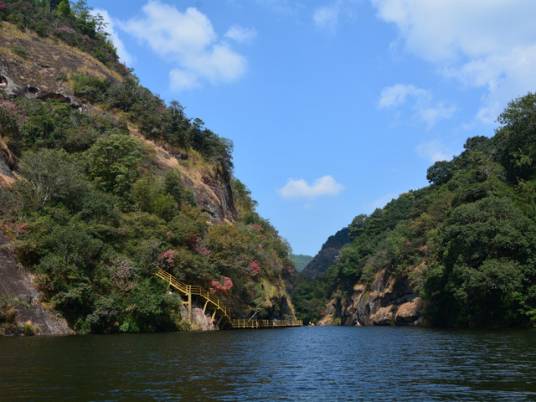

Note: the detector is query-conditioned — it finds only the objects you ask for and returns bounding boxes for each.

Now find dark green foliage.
[299,93,536,328]
[54,0,70,17]
[85,134,144,198]
[15,148,88,210]
[17,98,123,152]
[292,278,328,324]
[427,161,453,185]
[496,93,536,182]
[72,74,234,168]
[72,74,109,103]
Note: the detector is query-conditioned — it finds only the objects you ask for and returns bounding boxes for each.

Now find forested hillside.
[0,0,296,335]
[294,94,536,328]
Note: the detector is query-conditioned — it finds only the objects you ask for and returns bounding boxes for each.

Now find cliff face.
[0,17,294,334]
[0,232,72,335]
[0,22,236,223]
[320,268,423,326]
[302,228,350,279]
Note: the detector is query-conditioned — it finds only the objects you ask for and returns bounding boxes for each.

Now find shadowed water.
[0,326,535,401]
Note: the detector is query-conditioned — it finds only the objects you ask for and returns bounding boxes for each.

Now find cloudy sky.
[88,0,536,255]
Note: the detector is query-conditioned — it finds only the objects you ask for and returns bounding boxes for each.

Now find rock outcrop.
[0,232,72,335]
[320,269,424,327]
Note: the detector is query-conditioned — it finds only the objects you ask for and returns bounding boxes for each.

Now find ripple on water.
[0,326,535,401]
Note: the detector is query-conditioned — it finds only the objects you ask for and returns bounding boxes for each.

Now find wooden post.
[202,299,209,314]
[187,285,192,322]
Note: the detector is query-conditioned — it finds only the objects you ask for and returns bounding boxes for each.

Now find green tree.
[85,134,143,198]
[55,0,71,17]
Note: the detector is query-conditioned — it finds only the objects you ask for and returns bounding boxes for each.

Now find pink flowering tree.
[158,249,177,270]
[210,276,234,294]
[248,260,261,276]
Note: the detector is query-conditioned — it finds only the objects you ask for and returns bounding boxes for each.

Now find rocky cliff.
[0,21,236,223]
[0,9,295,334]
[0,232,72,335]
[320,268,423,326]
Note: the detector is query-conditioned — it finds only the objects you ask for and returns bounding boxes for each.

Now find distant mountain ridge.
[290,254,313,272]
[301,228,350,279]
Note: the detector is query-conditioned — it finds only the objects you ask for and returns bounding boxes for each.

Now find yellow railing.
[154,268,302,330]
[230,319,303,329]
[155,268,230,320]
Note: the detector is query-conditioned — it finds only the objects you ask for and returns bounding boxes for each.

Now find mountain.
[0,1,296,335]
[294,94,536,328]
[301,228,350,279]
[290,254,313,272]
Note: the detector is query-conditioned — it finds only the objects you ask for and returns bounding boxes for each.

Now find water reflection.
[0,327,535,401]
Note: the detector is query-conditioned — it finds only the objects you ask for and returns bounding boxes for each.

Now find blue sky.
[88,0,536,255]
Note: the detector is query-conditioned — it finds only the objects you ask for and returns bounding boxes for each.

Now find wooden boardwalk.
[155,269,302,329]
[230,319,302,329]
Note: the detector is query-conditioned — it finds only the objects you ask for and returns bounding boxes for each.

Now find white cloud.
[92,9,133,65]
[279,176,344,199]
[225,25,257,43]
[417,104,456,129]
[379,83,455,128]
[169,69,200,91]
[378,84,426,108]
[121,1,247,91]
[313,0,356,31]
[416,140,453,163]
[372,0,536,124]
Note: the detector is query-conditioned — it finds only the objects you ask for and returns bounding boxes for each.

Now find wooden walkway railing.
[231,319,303,329]
[154,268,302,330]
[155,268,230,323]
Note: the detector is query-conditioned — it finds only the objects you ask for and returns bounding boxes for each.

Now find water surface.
[0,327,535,401]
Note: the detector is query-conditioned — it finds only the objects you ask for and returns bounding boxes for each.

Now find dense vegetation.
[294,94,536,328]
[0,1,295,333]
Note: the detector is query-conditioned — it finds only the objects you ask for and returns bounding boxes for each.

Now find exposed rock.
[191,308,217,331]
[395,298,423,325]
[0,232,73,335]
[0,70,21,96]
[318,297,343,326]
[132,129,238,223]
[24,84,40,97]
[0,138,15,187]
[323,268,423,327]
[370,306,395,326]
[0,22,121,100]
[36,91,81,109]
[302,227,350,279]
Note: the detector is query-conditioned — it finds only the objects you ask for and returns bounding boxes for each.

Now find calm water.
[0,326,535,401]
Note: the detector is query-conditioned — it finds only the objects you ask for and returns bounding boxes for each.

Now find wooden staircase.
[154,268,302,329]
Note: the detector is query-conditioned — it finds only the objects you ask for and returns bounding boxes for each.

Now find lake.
[0,326,535,401]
